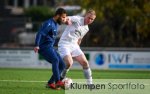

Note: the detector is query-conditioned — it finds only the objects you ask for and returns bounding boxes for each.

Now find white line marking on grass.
[0,80,47,83]
[0,80,149,86]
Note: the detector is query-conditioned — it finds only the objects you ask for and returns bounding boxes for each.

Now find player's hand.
[34,46,39,53]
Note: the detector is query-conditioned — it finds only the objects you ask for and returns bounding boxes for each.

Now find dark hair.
[55,8,66,16]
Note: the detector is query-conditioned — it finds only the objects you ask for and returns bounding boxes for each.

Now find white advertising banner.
[0,49,51,68]
[0,49,150,69]
[88,51,150,69]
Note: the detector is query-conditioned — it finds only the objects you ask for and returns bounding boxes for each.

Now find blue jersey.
[35,18,58,48]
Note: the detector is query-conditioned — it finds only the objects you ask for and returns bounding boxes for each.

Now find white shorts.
[58,44,84,58]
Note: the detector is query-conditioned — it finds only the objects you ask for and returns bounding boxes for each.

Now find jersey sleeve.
[76,26,89,39]
[68,16,80,23]
[35,21,52,46]
[35,32,42,46]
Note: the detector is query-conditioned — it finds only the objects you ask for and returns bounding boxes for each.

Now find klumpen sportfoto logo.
[69,82,145,91]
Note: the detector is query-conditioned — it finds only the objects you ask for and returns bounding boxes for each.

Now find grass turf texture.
[0,68,150,94]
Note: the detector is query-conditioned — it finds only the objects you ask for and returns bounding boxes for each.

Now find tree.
[76,0,150,47]
[24,6,54,22]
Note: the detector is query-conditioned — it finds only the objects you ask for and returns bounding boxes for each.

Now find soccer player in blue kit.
[34,8,68,90]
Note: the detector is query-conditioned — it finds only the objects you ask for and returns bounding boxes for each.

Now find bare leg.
[61,54,73,79]
[74,54,93,84]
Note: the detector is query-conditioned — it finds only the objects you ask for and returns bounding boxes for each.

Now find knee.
[82,61,89,69]
[64,56,73,69]
[66,62,73,69]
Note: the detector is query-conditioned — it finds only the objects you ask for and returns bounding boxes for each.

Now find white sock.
[83,68,92,84]
[61,68,69,79]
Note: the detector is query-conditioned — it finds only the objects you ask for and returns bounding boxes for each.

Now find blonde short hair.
[86,9,96,16]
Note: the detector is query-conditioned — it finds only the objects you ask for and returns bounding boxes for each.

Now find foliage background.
[25,0,150,47]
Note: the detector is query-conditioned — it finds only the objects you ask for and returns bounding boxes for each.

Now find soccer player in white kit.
[58,9,96,84]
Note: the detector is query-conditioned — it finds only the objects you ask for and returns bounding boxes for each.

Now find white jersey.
[58,16,89,46]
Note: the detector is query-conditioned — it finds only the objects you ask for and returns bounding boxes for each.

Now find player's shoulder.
[69,15,82,21]
[42,18,54,27]
[69,15,80,18]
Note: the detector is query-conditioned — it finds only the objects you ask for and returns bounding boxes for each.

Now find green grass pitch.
[0,68,150,94]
